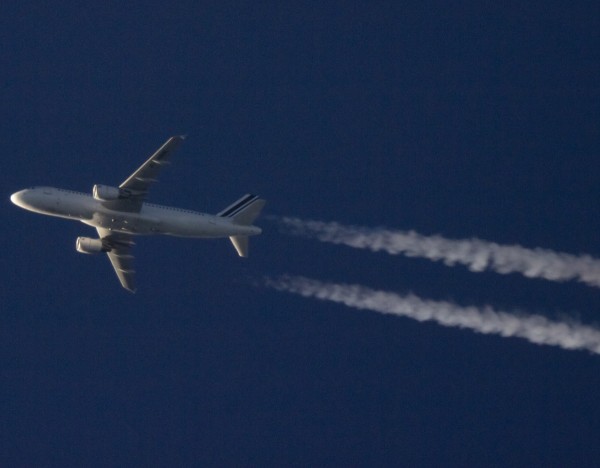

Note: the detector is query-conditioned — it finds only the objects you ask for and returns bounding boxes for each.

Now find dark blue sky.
[2,2,599,466]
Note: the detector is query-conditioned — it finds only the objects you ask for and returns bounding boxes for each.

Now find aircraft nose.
[10,190,23,205]
[10,190,29,208]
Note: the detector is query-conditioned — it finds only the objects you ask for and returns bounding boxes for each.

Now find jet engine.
[76,237,108,254]
[93,184,129,201]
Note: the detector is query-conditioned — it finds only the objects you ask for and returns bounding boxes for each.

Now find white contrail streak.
[265,275,600,355]
[278,217,600,288]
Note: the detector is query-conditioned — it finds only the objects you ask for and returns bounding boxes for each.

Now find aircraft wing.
[104,135,186,212]
[96,228,137,293]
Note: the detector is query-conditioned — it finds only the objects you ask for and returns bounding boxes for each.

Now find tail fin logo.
[218,194,259,218]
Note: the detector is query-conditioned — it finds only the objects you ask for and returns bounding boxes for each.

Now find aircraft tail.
[218,194,266,225]
[218,194,266,257]
[229,235,249,257]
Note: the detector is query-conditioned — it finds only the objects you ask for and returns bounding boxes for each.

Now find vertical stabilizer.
[219,194,265,257]
[218,194,265,225]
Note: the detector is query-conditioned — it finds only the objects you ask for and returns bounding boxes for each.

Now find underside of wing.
[102,135,186,213]
[96,228,137,293]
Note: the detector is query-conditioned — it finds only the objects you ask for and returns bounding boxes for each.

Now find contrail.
[265,275,600,355]
[277,217,600,288]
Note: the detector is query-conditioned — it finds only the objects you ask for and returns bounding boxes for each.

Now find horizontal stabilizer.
[220,194,265,257]
[229,235,249,257]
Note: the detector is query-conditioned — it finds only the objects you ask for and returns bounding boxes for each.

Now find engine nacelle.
[76,237,107,254]
[93,184,128,201]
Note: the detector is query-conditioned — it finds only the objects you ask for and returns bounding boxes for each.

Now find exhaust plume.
[278,217,600,288]
[265,275,600,355]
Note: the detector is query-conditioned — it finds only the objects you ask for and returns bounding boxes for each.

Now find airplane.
[10,135,265,293]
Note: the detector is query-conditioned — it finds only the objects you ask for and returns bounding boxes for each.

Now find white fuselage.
[10,187,261,238]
